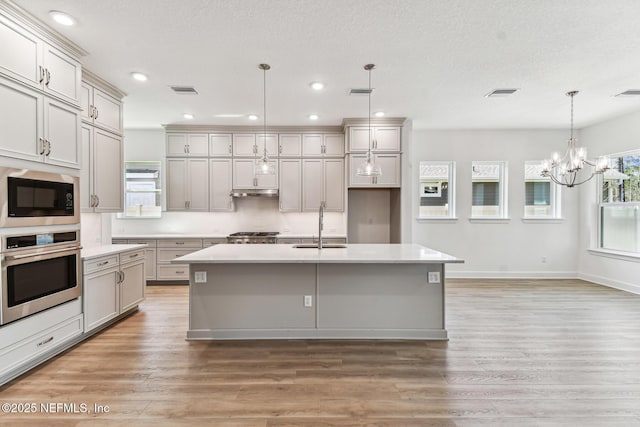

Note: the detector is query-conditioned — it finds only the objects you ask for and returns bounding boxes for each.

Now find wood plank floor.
[2,279,640,426]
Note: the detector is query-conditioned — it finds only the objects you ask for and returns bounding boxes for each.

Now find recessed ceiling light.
[485,88,519,97]
[310,82,324,91]
[375,111,385,117]
[614,90,640,97]
[248,114,259,121]
[131,72,148,82]
[215,114,245,118]
[183,113,194,120]
[309,114,319,120]
[49,10,75,26]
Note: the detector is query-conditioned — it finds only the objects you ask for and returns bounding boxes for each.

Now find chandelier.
[356,64,382,177]
[255,63,275,175]
[541,91,609,187]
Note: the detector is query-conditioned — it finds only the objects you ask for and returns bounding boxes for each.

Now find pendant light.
[356,64,382,177]
[255,63,275,175]
[541,91,609,187]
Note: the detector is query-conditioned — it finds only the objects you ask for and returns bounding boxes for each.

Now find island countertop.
[173,243,463,264]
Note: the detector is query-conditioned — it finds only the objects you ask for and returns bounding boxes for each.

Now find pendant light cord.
[263,65,267,158]
[570,92,574,141]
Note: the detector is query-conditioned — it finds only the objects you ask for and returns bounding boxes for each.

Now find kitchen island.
[174,244,463,340]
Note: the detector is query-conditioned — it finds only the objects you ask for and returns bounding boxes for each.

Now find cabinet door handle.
[90,195,94,207]
[120,270,125,283]
[94,107,98,119]
[228,144,232,154]
[45,139,51,156]
[184,201,188,209]
[38,66,45,83]
[279,145,282,154]
[95,195,100,207]
[184,145,187,153]
[39,137,46,155]
[37,336,54,347]
[45,69,51,86]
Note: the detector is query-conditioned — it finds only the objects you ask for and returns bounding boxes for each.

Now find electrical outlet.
[428,272,440,283]
[303,295,313,307]
[194,271,207,283]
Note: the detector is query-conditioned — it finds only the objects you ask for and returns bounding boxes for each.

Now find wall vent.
[349,88,373,96]
[485,88,519,97]
[615,89,640,97]
[170,86,199,95]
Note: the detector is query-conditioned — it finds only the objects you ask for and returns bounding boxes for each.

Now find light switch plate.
[304,295,313,307]
[194,271,207,283]
[428,272,440,283]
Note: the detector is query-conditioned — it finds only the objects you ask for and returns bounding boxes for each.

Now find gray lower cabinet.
[156,239,203,280]
[83,249,145,333]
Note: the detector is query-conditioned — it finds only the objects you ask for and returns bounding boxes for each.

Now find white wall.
[578,110,640,294]
[409,129,580,278]
[111,129,347,237]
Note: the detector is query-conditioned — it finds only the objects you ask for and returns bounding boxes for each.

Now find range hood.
[230,189,279,198]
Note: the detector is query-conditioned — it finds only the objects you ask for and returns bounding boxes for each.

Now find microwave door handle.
[4,246,81,261]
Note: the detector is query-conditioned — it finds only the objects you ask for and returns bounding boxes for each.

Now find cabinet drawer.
[157,239,202,248]
[157,264,189,280]
[84,254,119,274]
[120,249,145,265]
[127,239,157,247]
[157,248,196,262]
[0,315,82,376]
[203,238,227,247]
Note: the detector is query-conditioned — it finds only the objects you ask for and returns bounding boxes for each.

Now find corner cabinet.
[83,248,145,333]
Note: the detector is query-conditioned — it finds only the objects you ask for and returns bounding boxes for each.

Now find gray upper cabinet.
[209,133,233,157]
[166,133,209,157]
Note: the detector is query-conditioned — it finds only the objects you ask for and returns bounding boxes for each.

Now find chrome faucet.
[318,201,326,249]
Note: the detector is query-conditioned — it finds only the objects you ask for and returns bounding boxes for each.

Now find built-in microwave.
[0,167,79,227]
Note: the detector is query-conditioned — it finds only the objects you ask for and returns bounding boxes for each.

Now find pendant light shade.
[255,63,275,176]
[356,64,382,177]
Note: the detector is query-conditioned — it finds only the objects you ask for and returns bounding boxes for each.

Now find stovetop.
[228,232,279,237]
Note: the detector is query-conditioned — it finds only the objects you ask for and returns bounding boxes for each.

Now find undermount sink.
[293,244,347,249]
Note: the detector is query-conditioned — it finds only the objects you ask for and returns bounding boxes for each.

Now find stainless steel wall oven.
[1,229,81,325]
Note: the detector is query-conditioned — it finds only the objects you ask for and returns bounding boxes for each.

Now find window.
[121,161,162,218]
[524,160,561,218]
[418,161,455,218]
[599,151,640,253]
[471,161,507,218]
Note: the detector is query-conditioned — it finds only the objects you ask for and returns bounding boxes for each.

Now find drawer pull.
[175,242,185,245]
[176,270,185,274]
[129,253,139,258]
[97,260,109,266]
[37,336,54,347]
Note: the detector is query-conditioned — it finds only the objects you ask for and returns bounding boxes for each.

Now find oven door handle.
[4,246,82,261]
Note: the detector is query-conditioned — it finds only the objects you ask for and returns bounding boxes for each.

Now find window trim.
[418,160,456,220]
[523,160,562,220]
[470,160,508,219]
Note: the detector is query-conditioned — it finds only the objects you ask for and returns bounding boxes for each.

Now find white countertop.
[173,243,463,264]
[81,244,148,260]
[112,234,346,240]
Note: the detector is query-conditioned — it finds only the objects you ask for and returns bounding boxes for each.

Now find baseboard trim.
[446,271,578,279]
[578,272,640,295]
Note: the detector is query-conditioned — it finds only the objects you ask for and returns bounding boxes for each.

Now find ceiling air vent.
[349,88,373,96]
[615,89,640,97]
[170,86,199,95]
[485,88,519,97]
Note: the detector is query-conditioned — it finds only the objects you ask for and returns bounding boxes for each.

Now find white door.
[302,134,323,157]
[93,129,123,212]
[255,134,278,157]
[348,154,374,187]
[166,134,188,156]
[0,79,43,163]
[349,127,372,152]
[80,82,92,122]
[92,87,122,133]
[187,134,209,156]
[324,158,344,211]
[278,134,301,157]
[166,158,188,210]
[84,268,120,332]
[210,158,233,211]
[373,127,400,151]
[120,260,145,312]
[255,161,278,189]
[209,134,232,157]
[302,159,323,212]
[279,159,301,212]
[44,96,81,168]
[374,154,401,187]
[80,124,93,211]
[42,43,81,104]
[0,15,42,89]
[233,134,256,156]
[187,159,209,211]
[323,134,345,157]
[233,158,256,188]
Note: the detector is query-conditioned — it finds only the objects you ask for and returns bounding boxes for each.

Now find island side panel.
[317,263,445,333]
[188,263,317,336]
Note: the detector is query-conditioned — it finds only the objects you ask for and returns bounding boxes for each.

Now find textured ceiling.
[12,0,640,130]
